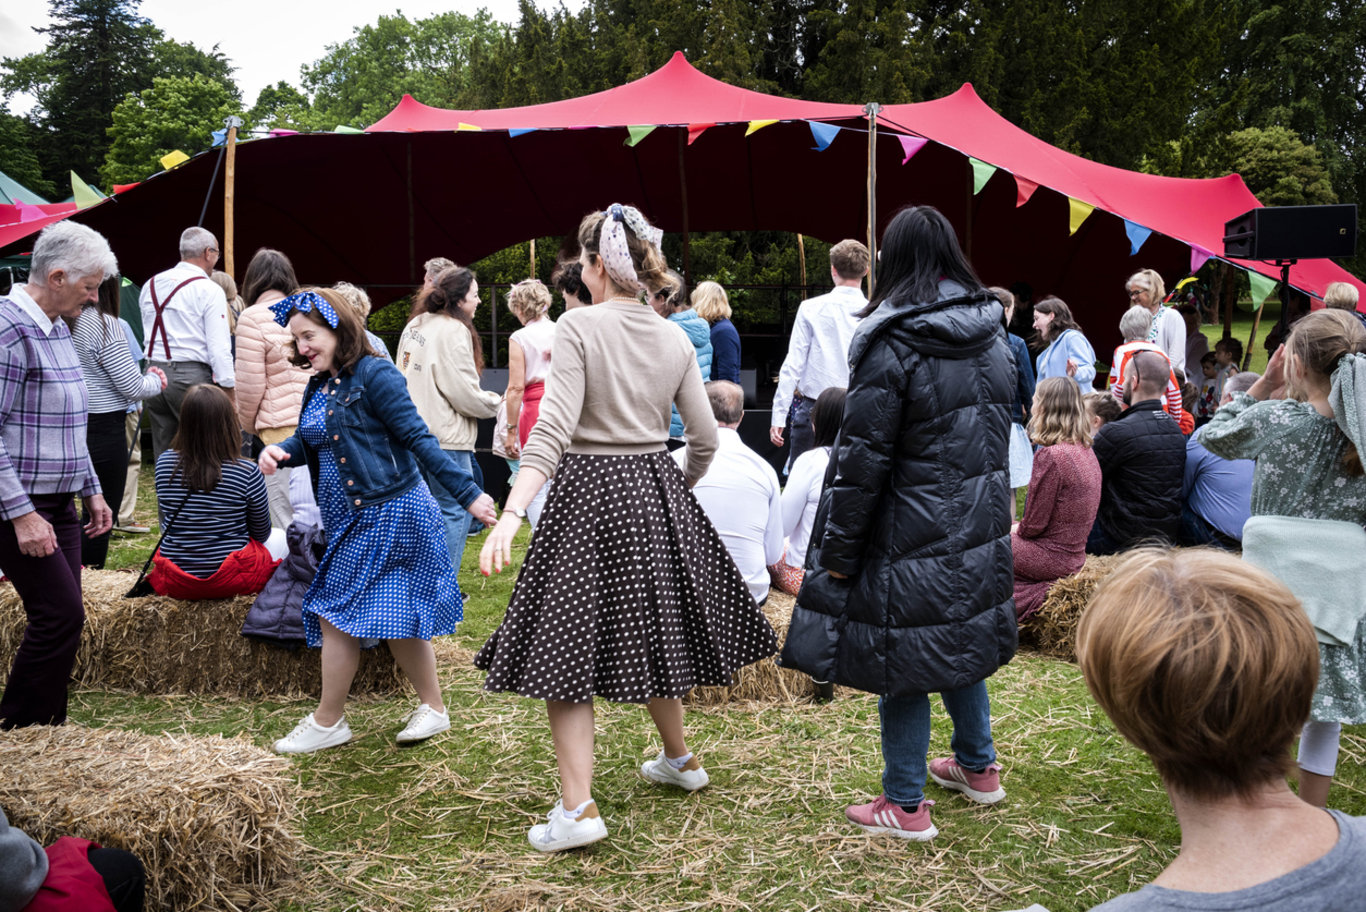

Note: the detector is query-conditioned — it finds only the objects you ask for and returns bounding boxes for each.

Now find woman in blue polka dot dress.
[259,289,499,755]
[478,205,779,853]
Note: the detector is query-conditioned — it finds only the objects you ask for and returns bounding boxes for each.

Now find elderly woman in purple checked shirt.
[0,221,115,730]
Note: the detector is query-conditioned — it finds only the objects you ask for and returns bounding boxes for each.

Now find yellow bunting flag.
[1068,198,1095,236]
[159,150,190,170]
[70,171,102,209]
[456,122,482,132]
[745,119,778,136]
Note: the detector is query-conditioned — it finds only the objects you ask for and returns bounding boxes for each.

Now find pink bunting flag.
[1189,245,1214,274]
[15,201,44,223]
[269,129,299,137]
[898,135,928,164]
[1014,176,1039,208]
[687,123,716,145]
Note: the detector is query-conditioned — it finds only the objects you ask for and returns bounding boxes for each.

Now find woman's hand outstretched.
[480,512,522,575]
[258,445,290,476]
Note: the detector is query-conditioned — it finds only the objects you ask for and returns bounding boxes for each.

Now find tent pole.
[864,102,881,298]
[1221,262,1236,341]
[964,155,974,260]
[1244,302,1264,372]
[223,116,242,278]
[529,238,536,278]
[406,140,416,285]
[797,233,807,289]
[677,131,692,287]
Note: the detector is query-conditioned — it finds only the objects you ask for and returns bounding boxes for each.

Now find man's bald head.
[1126,350,1170,401]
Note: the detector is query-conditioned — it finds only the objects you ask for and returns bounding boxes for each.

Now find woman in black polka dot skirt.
[477,205,778,853]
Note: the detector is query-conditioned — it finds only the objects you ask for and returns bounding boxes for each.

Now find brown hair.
[551,259,592,308]
[1077,548,1318,801]
[1034,296,1082,342]
[168,384,243,493]
[507,278,552,322]
[1084,391,1122,426]
[577,208,668,299]
[286,287,376,373]
[240,248,298,307]
[419,267,485,373]
[691,281,732,322]
[829,239,871,280]
[1027,377,1092,447]
[1287,309,1366,475]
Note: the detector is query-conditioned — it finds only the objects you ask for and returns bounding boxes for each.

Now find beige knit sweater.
[234,292,312,441]
[396,311,500,450]
[520,299,717,484]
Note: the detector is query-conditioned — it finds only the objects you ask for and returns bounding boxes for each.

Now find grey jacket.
[0,805,47,912]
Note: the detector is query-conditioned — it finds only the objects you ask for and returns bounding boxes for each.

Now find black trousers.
[82,410,130,569]
[88,846,146,912]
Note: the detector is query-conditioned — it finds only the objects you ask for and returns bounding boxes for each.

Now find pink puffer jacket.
[234,292,311,437]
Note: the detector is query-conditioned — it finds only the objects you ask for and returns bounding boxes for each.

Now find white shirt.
[512,315,556,385]
[771,285,866,426]
[9,286,59,336]
[782,445,830,567]
[138,261,234,386]
[1148,306,1187,375]
[674,426,783,603]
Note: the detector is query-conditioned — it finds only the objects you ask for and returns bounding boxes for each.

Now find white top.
[771,285,866,426]
[781,445,830,567]
[673,426,783,603]
[1148,305,1188,374]
[512,315,556,385]
[138,261,234,386]
[9,286,58,335]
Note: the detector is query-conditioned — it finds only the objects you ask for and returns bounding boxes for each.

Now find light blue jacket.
[667,310,714,437]
[1035,328,1096,392]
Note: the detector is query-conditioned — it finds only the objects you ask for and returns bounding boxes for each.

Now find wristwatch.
[503,506,527,519]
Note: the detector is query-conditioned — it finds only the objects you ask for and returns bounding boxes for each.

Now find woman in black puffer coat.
[781,206,1017,841]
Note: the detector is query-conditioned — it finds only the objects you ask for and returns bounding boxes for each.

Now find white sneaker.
[640,750,710,791]
[396,703,450,744]
[528,800,608,853]
[274,713,351,754]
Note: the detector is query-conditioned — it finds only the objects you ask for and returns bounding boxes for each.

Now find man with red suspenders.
[138,227,235,459]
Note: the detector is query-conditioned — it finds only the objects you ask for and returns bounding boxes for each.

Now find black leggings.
[87,847,146,912]
[82,410,131,568]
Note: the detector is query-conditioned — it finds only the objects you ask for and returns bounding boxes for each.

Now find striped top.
[154,452,271,578]
[72,307,162,414]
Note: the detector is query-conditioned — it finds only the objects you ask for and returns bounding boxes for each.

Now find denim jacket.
[279,356,482,511]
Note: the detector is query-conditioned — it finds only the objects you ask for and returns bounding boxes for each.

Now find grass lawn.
[75,391,1366,911]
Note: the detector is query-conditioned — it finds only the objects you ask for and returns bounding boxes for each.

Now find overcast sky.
[1,1,581,112]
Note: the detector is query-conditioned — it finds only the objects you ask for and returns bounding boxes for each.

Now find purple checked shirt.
[0,289,100,520]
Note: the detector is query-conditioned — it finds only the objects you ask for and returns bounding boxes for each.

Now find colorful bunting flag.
[70,172,102,210]
[969,158,997,195]
[456,122,481,132]
[269,129,299,137]
[15,201,44,223]
[625,125,657,147]
[745,119,778,136]
[1189,245,1214,274]
[809,121,840,151]
[333,125,363,134]
[211,129,226,147]
[897,135,928,164]
[509,128,538,138]
[687,123,716,145]
[159,150,189,170]
[1123,220,1152,255]
[1247,270,1279,310]
[112,183,139,194]
[1068,198,1095,236]
[1014,176,1039,208]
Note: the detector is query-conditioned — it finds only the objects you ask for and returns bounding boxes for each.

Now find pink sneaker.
[928,757,1005,804]
[844,795,937,840]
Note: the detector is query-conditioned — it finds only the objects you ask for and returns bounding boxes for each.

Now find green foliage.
[1224,126,1338,207]
[0,111,58,200]
[245,82,316,133]
[151,37,239,102]
[101,74,238,184]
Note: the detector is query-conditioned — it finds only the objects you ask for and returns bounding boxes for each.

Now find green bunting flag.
[1247,270,1279,310]
[969,158,997,195]
[70,172,102,209]
[625,125,657,147]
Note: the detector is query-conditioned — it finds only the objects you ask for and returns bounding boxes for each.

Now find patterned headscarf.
[270,290,338,328]
[598,203,663,296]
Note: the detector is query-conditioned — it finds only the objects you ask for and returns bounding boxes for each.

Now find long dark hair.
[811,387,847,448]
[168,384,242,493]
[859,205,982,318]
[240,248,298,307]
[419,266,484,373]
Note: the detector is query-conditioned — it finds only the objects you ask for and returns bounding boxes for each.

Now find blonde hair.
[1127,268,1166,305]
[1027,377,1092,447]
[331,281,373,319]
[1286,309,1366,475]
[507,278,552,322]
[691,281,732,322]
[1324,281,1360,311]
[1077,548,1317,801]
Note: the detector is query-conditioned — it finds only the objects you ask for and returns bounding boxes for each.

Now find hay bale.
[1019,553,1130,661]
[0,725,304,911]
[0,570,406,699]
[685,593,854,706]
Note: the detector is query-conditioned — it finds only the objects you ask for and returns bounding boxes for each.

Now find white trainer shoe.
[640,750,710,791]
[396,704,450,744]
[274,713,352,754]
[528,800,608,853]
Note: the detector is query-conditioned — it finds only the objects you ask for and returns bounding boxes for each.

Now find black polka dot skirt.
[474,451,779,703]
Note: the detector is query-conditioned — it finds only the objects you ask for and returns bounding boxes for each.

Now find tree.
[101,74,237,184]
[152,38,240,102]
[1224,126,1338,207]
[0,111,58,200]
[246,81,316,132]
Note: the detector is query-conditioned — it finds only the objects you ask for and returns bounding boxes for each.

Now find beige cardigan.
[396,311,500,450]
[234,292,312,441]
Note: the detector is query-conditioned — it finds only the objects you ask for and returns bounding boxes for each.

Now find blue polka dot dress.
[298,387,462,647]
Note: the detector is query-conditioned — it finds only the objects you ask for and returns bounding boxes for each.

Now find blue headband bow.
[270,290,338,329]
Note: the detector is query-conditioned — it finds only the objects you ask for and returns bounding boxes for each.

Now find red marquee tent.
[2,52,1360,330]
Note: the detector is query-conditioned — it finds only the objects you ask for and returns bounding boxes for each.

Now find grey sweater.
[0,806,47,912]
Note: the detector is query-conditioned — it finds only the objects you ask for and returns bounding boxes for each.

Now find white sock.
[562,799,594,820]
[666,752,693,770]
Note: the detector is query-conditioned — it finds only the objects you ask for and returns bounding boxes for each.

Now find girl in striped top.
[70,278,166,567]
[149,385,281,598]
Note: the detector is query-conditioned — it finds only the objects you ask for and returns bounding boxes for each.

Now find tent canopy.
[2,53,1360,331]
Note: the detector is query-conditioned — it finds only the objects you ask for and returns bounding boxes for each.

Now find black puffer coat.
[780,281,1018,696]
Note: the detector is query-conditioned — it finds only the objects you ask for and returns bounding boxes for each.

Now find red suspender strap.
[146,275,206,360]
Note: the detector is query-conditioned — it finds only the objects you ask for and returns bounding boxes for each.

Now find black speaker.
[1223,204,1358,260]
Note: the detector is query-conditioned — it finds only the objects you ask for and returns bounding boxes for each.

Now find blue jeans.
[879,681,997,807]
[423,448,474,572]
